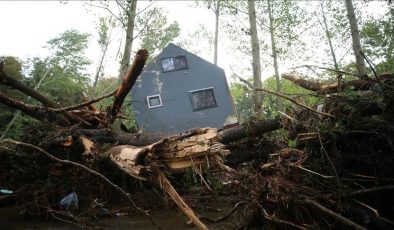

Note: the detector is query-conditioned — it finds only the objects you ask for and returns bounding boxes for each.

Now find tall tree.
[319,2,340,72]
[345,0,367,78]
[118,0,138,82]
[194,0,223,65]
[248,0,263,117]
[93,16,114,88]
[267,0,282,110]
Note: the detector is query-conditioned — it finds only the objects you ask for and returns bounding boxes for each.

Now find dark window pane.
[161,58,175,72]
[190,88,217,111]
[174,56,187,70]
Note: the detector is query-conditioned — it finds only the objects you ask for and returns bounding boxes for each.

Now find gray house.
[131,43,238,135]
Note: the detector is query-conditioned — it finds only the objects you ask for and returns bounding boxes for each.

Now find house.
[131,43,238,135]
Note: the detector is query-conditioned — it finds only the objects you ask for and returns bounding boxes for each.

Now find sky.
[0,1,228,79]
[0,1,389,84]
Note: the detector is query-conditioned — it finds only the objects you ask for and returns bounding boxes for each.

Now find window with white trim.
[189,87,217,111]
[147,94,163,108]
[161,56,188,72]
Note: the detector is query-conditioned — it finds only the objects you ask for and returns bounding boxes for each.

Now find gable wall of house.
[131,44,236,134]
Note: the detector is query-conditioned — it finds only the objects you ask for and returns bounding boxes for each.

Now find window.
[147,94,163,108]
[189,87,217,111]
[161,56,188,72]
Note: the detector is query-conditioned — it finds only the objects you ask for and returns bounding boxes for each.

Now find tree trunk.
[320,2,339,72]
[248,0,263,117]
[267,0,282,111]
[213,0,220,65]
[345,0,367,78]
[118,0,138,83]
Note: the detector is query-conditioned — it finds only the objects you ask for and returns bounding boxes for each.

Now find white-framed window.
[147,94,163,109]
[161,56,188,72]
[189,87,217,111]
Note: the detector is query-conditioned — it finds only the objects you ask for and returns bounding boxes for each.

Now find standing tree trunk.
[118,0,138,83]
[320,2,339,72]
[345,0,367,78]
[248,0,263,117]
[213,0,221,65]
[267,0,282,111]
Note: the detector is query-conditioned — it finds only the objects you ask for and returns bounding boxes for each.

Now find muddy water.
[0,207,243,229]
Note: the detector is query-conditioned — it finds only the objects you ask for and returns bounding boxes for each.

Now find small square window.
[161,56,188,72]
[147,94,163,108]
[161,58,175,72]
[189,88,217,111]
[174,56,187,70]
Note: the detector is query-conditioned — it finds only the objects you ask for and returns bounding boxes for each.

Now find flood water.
[0,206,243,229]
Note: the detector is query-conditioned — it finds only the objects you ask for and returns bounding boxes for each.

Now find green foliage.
[230,81,254,123]
[262,76,320,118]
[136,7,180,59]
[230,76,321,122]
[362,7,394,73]
[45,29,91,84]
[0,56,37,139]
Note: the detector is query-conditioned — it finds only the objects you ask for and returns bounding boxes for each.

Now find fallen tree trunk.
[282,73,394,94]
[0,92,69,126]
[81,118,283,146]
[0,62,90,126]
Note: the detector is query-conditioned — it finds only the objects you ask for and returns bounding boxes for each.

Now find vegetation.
[0,1,393,229]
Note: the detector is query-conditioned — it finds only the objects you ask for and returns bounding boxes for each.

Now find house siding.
[131,43,236,134]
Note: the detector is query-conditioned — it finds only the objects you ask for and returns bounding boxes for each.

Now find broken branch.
[108,49,148,123]
[238,77,335,118]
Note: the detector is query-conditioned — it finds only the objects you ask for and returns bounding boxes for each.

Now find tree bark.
[82,119,282,146]
[267,0,283,111]
[282,73,394,93]
[108,49,148,123]
[213,0,220,65]
[248,0,263,117]
[345,0,367,79]
[0,92,68,126]
[320,2,339,73]
[0,65,89,126]
[118,0,138,83]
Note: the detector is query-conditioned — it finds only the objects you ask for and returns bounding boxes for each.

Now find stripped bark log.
[282,73,394,94]
[107,128,233,229]
[108,49,148,123]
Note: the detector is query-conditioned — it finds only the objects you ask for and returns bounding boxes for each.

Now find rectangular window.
[161,56,188,72]
[147,94,163,108]
[189,87,217,111]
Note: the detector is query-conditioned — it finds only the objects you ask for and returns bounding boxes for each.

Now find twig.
[200,201,247,223]
[305,199,368,230]
[49,91,116,112]
[259,205,307,230]
[238,77,335,118]
[342,185,394,198]
[353,199,394,226]
[295,166,335,179]
[360,51,377,80]
[48,209,84,229]
[317,133,341,193]
[0,139,162,230]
